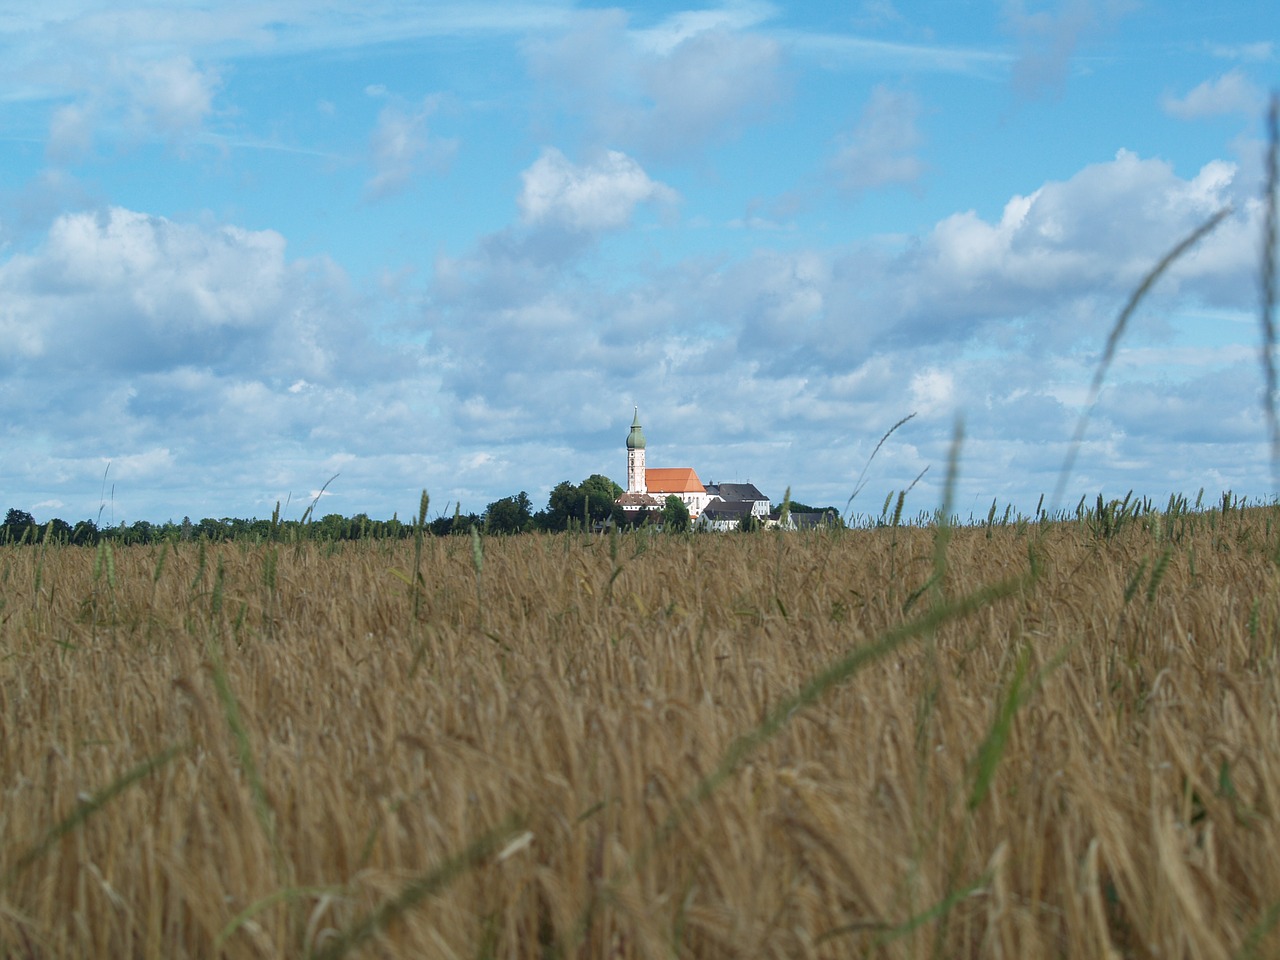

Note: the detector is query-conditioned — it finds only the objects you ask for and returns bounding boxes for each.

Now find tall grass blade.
[932,418,963,591]
[300,474,340,529]
[2,742,187,888]
[968,646,1029,810]
[708,574,1025,805]
[847,412,916,515]
[592,569,1030,920]
[411,489,429,621]
[1236,901,1280,960]
[814,874,990,946]
[206,634,280,868]
[1261,92,1279,491]
[1053,206,1232,512]
[216,885,347,952]
[311,816,524,960]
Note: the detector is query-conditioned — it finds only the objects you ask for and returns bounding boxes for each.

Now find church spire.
[626,406,646,450]
[626,406,647,493]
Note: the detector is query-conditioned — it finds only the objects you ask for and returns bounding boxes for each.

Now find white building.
[616,408,759,523]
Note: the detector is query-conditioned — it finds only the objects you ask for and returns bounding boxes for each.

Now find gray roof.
[700,500,756,520]
[704,482,769,503]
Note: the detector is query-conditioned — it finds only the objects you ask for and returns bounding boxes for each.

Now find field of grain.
[2,504,1280,959]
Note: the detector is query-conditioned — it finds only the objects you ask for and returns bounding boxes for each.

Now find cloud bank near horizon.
[0,2,1276,524]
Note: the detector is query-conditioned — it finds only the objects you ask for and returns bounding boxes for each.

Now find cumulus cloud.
[910,151,1239,296]
[715,149,1252,375]
[909,367,956,417]
[47,55,221,159]
[122,56,221,134]
[0,205,424,409]
[364,96,458,200]
[412,140,1266,517]
[1162,70,1266,120]
[525,8,782,158]
[2,136,1271,524]
[0,204,452,522]
[518,148,677,232]
[106,448,176,480]
[830,85,926,195]
[0,207,287,370]
[420,146,677,315]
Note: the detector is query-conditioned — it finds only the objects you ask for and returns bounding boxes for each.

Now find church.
[614,408,770,524]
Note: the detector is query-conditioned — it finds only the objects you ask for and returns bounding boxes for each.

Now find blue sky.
[1,1,1277,525]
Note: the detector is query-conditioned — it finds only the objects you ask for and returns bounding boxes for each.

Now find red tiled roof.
[645,468,705,494]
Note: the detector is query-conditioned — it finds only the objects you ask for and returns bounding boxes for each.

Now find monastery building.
[615,408,770,523]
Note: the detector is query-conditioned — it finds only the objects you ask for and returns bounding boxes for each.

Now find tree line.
[3,474,828,545]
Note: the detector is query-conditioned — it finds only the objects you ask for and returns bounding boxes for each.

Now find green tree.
[127,520,155,544]
[580,474,623,523]
[46,518,74,542]
[349,513,372,539]
[71,519,100,546]
[662,495,691,533]
[543,481,584,531]
[316,513,349,540]
[542,476,624,531]
[485,492,533,534]
[195,518,227,541]
[3,509,36,543]
[433,509,481,536]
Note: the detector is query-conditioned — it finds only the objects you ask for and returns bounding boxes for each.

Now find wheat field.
[2,503,1280,959]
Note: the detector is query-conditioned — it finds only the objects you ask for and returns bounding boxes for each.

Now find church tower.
[626,407,647,494]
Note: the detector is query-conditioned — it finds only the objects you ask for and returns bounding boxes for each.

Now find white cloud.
[46,55,221,159]
[0,206,395,388]
[2,5,573,93]
[632,0,777,54]
[365,97,458,200]
[780,30,1010,78]
[525,8,782,159]
[518,148,677,233]
[105,448,175,479]
[830,85,926,194]
[885,149,1248,333]
[0,204,454,523]
[2,132,1273,525]
[910,368,956,418]
[1162,70,1266,120]
[411,140,1266,518]
[49,206,284,326]
[122,56,220,135]
[1207,41,1275,63]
